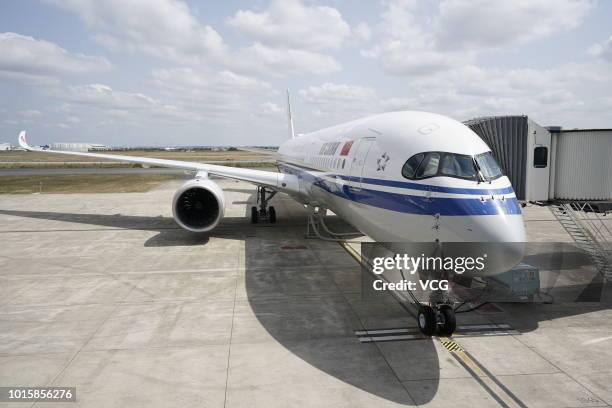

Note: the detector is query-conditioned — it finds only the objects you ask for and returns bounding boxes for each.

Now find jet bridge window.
[533,146,548,168]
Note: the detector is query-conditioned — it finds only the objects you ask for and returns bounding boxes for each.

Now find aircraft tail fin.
[286,89,296,139]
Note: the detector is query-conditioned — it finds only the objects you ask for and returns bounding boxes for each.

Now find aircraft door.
[348,137,375,191]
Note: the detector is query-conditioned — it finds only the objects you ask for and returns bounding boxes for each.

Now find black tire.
[417,305,436,336]
[437,305,456,336]
[251,206,258,224]
[268,206,276,223]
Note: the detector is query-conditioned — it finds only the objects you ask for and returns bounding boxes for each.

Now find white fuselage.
[277,111,525,247]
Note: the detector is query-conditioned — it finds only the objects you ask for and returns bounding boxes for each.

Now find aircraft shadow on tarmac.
[0,206,438,404]
[1,205,610,405]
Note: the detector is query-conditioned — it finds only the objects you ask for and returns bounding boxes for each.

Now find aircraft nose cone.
[477,213,526,243]
[474,214,526,275]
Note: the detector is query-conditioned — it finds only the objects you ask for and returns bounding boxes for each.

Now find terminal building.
[51,142,109,152]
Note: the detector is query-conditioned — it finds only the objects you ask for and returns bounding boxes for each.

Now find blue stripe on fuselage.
[278,162,521,216]
[336,175,515,195]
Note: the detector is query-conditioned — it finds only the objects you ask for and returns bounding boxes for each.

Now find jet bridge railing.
[549,202,612,281]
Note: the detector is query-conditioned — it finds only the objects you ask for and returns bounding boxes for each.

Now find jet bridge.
[464,116,612,204]
[465,116,612,282]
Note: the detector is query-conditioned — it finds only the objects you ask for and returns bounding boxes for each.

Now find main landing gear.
[416,303,456,336]
[251,186,277,224]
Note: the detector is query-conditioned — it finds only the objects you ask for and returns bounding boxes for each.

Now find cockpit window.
[474,151,503,181]
[401,150,503,181]
[401,153,424,179]
[440,153,477,180]
[415,152,440,179]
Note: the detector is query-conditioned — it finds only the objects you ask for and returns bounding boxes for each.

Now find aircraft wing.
[17,131,298,193]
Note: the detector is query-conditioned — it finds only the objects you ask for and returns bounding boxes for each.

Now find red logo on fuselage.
[339,140,354,156]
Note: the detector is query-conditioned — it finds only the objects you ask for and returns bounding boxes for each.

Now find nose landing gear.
[416,303,457,337]
[251,186,277,224]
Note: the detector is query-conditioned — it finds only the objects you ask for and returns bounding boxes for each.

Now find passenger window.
[401,153,424,179]
[415,152,440,179]
[533,146,548,168]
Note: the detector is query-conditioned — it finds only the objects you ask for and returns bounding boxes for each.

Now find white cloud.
[46,122,71,129]
[435,0,594,49]
[296,54,612,131]
[353,23,372,42]
[0,109,44,125]
[260,102,283,115]
[299,82,377,103]
[19,109,42,118]
[588,35,612,61]
[46,0,340,77]
[61,83,198,126]
[150,67,278,123]
[363,0,594,75]
[0,32,112,84]
[298,83,381,125]
[226,0,352,51]
[67,84,157,110]
[362,1,468,75]
[46,0,226,64]
[234,43,341,76]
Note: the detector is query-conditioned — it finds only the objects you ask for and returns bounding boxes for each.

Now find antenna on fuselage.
[286,89,296,139]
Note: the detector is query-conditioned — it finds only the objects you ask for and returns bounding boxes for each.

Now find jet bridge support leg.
[251,186,277,224]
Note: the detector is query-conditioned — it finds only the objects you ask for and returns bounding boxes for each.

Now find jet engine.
[172,177,225,232]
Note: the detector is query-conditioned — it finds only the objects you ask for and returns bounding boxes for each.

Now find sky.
[1,0,611,147]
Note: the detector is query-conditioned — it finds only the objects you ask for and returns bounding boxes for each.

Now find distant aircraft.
[17,93,525,336]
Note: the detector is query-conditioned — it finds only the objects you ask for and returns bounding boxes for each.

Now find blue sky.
[1,0,611,146]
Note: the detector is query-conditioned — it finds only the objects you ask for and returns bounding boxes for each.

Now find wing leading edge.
[17,131,298,193]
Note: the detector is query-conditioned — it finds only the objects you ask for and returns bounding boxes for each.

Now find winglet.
[286,89,296,139]
[18,131,31,150]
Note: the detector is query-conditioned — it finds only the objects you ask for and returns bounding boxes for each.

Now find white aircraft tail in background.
[286,89,296,140]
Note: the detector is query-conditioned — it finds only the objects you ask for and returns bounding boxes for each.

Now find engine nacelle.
[172,178,225,232]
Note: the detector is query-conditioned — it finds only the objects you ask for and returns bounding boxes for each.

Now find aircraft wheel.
[268,206,276,223]
[437,305,456,336]
[417,305,436,336]
[251,206,258,224]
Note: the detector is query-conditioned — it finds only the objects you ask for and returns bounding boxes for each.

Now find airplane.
[16,94,525,336]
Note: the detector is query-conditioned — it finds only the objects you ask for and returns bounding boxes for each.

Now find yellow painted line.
[339,241,361,263]
[438,337,485,375]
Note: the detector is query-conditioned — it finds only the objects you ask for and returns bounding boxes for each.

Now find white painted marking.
[354,328,417,336]
[583,335,612,345]
[457,324,511,330]
[359,334,421,342]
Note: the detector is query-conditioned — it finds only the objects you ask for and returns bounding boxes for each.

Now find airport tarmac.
[1,179,612,408]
